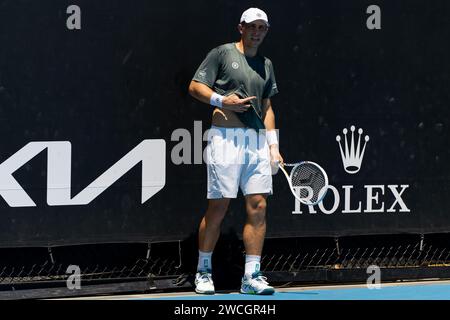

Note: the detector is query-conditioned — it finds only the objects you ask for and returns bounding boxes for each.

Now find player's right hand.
[221,94,256,113]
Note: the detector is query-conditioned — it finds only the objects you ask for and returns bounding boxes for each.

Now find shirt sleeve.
[192,48,221,88]
[263,59,279,99]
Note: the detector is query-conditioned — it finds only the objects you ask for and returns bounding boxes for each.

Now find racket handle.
[276,162,298,168]
[275,161,292,167]
[283,163,298,167]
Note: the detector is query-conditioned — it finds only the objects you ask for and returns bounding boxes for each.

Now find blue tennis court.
[133,281,450,300]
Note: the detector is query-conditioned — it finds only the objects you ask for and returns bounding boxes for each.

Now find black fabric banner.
[0,0,449,247]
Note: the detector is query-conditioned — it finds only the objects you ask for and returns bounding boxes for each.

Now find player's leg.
[242,194,267,257]
[240,193,274,295]
[195,198,230,295]
[195,127,240,294]
[198,198,230,260]
[240,130,272,258]
[239,130,275,295]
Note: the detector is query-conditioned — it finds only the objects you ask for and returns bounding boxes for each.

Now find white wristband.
[266,130,278,146]
[210,92,224,108]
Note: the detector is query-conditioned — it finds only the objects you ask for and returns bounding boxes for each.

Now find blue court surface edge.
[138,282,450,300]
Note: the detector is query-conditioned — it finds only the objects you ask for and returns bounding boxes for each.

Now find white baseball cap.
[240,8,269,26]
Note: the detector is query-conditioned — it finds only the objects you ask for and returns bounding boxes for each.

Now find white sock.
[197,250,213,272]
[244,255,261,277]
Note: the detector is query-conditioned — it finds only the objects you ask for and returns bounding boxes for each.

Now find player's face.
[239,20,269,48]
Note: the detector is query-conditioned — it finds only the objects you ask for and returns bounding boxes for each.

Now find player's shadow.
[210,228,244,291]
[182,228,244,291]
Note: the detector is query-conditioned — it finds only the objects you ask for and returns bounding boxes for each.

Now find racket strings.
[290,163,326,204]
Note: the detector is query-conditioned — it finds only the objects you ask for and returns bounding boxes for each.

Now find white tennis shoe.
[195,270,215,294]
[240,271,275,295]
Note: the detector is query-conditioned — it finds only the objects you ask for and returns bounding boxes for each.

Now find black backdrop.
[0,0,449,247]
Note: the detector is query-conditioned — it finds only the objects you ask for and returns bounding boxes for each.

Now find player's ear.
[237,23,243,34]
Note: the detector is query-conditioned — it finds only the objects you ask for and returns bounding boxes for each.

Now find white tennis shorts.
[205,126,272,199]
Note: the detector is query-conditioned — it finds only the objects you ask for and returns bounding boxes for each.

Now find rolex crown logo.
[336,125,369,174]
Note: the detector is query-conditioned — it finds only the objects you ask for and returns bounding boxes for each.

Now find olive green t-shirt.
[192,43,279,130]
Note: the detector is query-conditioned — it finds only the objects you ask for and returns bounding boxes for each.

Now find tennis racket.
[277,161,329,205]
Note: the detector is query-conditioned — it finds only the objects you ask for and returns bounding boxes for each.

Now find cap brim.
[241,18,270,26]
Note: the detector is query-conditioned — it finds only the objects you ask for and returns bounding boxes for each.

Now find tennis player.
[188,8,283,295]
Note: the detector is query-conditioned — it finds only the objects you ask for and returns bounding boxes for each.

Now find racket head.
[287,161,329,205]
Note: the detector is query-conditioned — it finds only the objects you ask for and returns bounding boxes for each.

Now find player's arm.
[188,81,256,113]
[262,98,284,166]
[262,98,276,130]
